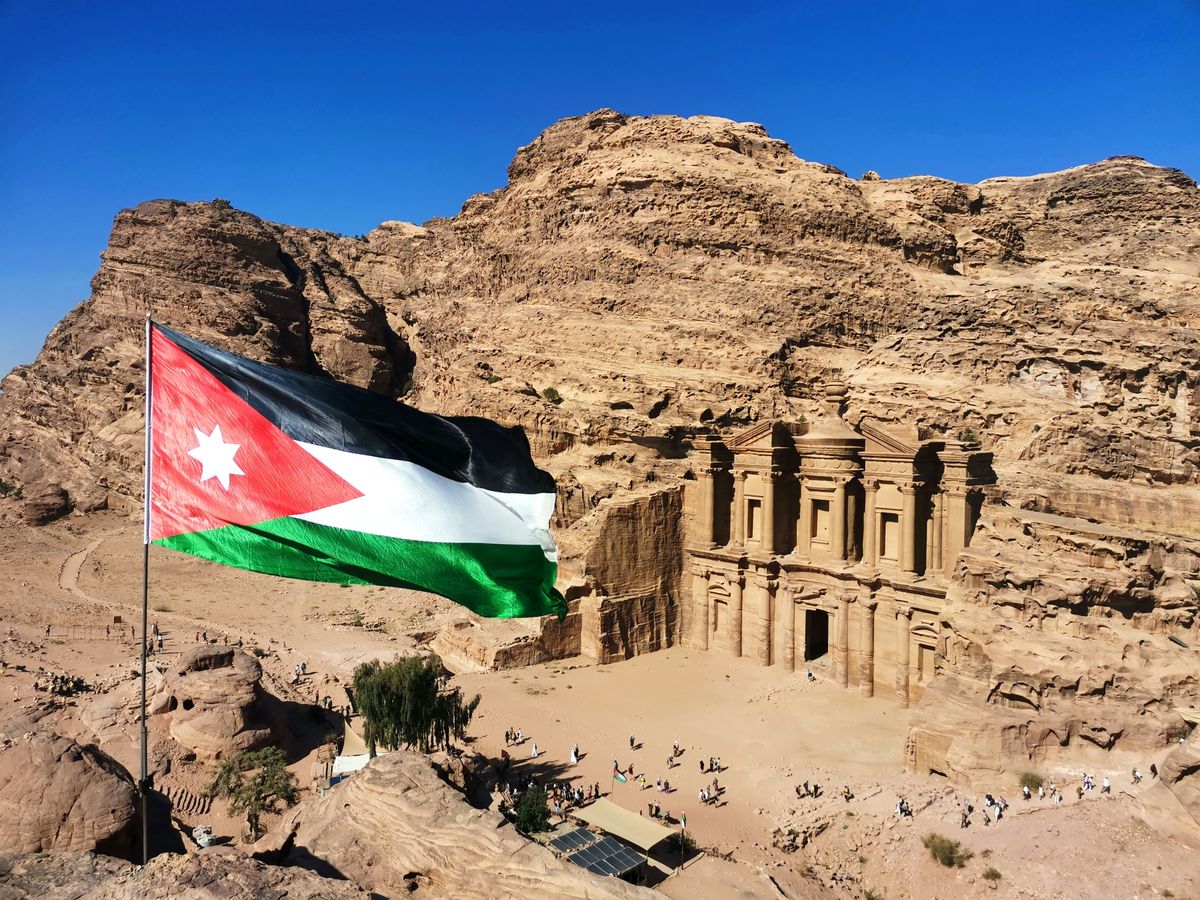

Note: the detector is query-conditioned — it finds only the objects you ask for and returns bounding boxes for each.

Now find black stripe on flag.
[154,324,554,495]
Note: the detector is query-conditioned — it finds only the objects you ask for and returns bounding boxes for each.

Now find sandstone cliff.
[254,749,654,899]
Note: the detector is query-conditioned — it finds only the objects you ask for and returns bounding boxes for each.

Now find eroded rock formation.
[0,848,370,899]
[0,732,136,858]
[147,646,272,760]
[254,750,654,899]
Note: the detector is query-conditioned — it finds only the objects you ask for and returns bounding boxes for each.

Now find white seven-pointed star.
[187,425,245,490]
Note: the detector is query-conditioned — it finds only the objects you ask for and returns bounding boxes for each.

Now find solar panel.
[550,828,594,853]
[567,836,644,878]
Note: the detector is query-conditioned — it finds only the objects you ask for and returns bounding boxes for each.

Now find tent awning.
[341,719,369,757]
[568,798,674,852]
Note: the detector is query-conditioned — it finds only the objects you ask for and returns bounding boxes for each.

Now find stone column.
[780,585,796,672]
[929,492,943,572]
[732,469,747,548]
[900,483,918,574]
[861,479,879,568]
[698,467,717,547]
[691,568,710,651]
[836,594,851,687]
[728,572,744,658]
[750,574,774,666]
[762,470,777,555]
[796,480,811,559]
[895,608,912,707]
[831,481,847,561]
[942,486,970,578]
[858,600,877,697]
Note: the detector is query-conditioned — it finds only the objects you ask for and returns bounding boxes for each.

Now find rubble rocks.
[0,847,371,899]
[148,646,272,760]
[33,670,90,696]
[0,732,136,857]
[19,484,71,525]
[254,750,653,899]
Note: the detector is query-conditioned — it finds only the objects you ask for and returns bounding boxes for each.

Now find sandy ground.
[3,513,1200,898]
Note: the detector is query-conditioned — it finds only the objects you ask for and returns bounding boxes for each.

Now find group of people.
[795,780,822,799]
[697,776,722,805]
[962,793,1010,828]
[504,726,525,746]
[699,755,722,774]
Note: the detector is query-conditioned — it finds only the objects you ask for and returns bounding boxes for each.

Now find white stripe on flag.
[293,443,557,560]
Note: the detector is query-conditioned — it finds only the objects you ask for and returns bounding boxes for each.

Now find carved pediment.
[727,420,783,452]
[860,420,919,456]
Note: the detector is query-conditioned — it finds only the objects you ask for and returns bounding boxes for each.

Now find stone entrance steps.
[165,785,212,816]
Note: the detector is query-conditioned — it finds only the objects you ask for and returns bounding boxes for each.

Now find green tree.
[205,746,298,841]
[353,655,480,756]
[514,785,550,834]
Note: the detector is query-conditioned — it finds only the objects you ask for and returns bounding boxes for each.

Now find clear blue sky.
[2,0,1198,378]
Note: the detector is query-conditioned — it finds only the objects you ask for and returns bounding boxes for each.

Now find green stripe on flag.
[613,771,628,784]
[155,514,564,619]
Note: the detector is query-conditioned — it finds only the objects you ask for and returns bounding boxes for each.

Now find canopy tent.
[568,798,674,852]
[341,718,370,756]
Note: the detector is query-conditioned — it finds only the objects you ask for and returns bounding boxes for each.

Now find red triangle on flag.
[149,327,362,541]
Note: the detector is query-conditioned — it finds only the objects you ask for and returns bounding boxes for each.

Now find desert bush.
[541,386,562,404]
[514,785,550,834]
[211,198,232,210]
[205,746,298,841]
[982,867,1002,882]
[922,832,972,868]
[957,425,979,443]
[1018,771,1044,791]
[353,654,479,756]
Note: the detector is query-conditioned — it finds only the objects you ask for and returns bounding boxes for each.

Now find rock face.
[255,750,654,899]
[906,505,1200,784]
[148,646,272,760]
[0,732,136,858]
[1139,728,1200,849]
[0,110,1198,781]
[0,848,370,899]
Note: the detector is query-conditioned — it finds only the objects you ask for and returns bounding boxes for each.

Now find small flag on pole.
[613,771,629,784]
[681,810,687,828]
[145,322,565,619]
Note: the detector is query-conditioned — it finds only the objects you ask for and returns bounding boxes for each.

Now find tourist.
[517,728,523,743]
[530,742,538,759]
[842,785,853,803]
[656,778,662,792]
[711,777,719,797]
[1076,785,1084,801]
[639,774,647,790]
[1101,776,1111,794]
[673,739,680,757]
[1022,784,1031,800]
[593,782,600,798]
[1054,791,1063,806]
[630,733,636,750]
[1132,767,1143,784]
[569,746,578,765]
[807,670,815,682]
[960,808,970,829]
[716,756,722,771]
[700,759,706,774]
[156,633,163,651]
[1038,785,1045,800]
[666,755,673,770]
[709,756,716,773]
[699,788,705,804]
[1150,763,1159,779]
[662,779,670,794]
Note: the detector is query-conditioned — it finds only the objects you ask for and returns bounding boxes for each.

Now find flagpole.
[139,313,153,865]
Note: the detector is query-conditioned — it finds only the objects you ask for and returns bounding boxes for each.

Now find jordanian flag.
[147,322,565,619]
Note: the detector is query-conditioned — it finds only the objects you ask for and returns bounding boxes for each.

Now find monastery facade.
[682,381,994,706]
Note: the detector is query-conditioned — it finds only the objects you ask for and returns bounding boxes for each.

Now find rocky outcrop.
[254,750,654,899]
[0,732,136,858]
[1139,728,1200,849]
[0,848,370,899]
[907,505,1200,783]
[148,646,272,760]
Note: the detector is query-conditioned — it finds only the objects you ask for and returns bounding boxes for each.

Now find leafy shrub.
[485,374,502,384]
[982,867,1002,882]
[353,654,479,755]
[541,387,562,404]
[205,746,298,840]
[957,426,979,443]
[1019,771,1044,791]
[922,833,972,868]
[514,785,550,834]
[211,198,232,210]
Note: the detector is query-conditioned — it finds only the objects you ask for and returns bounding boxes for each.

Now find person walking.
[630,733,636,750]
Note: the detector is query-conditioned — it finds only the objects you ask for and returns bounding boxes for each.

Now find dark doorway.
[804,610,829,661]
